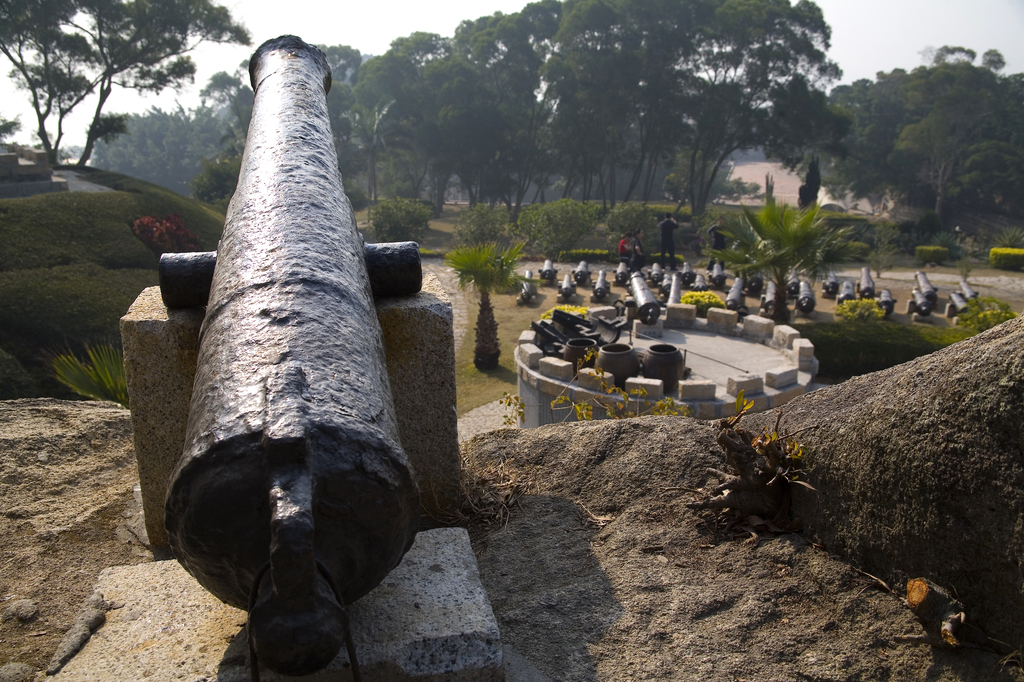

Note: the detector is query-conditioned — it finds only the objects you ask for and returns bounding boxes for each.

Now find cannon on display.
[786,270,801,298]
[163,37,419,678]
[761,281,777,317]
[615,261,630,286]
[539,259,557,284]
[878,289,895,316]
[666,271,683,304]
[691,273,709,292]
[960,278,978,300]
[837,280,857,304]
[573,261,591,286]
[709,262,727,289]
[629,272,662,325]
[822,271,839,298]
[726,278,745,311]
[916,271,937,303]
[649,262,664,285]
[912,288,934,316]
[559,273,577,300]
[796,281,816,314]
[519,270,538,304]
[744,273,763,296]
[592,269,610,300]
[680,262,696,287]
[858,267,875,299]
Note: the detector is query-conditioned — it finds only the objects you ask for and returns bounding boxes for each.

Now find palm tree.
[712,203,857,323]
[445,242,526,370]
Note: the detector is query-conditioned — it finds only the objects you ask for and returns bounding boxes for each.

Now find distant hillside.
[0,168,225,398]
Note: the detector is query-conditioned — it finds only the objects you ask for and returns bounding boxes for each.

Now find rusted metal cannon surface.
[164,35,419,676]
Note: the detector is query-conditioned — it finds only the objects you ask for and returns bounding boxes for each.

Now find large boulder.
[745,316,1024,652]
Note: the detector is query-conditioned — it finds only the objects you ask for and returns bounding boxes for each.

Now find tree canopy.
[0,0,250,164]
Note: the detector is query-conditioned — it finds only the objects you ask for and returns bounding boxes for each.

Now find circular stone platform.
[514,304,818,427]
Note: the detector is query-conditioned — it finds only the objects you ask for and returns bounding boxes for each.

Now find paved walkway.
[52,169,114,193]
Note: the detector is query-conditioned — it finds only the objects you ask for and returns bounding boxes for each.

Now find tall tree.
[0,0,250,164]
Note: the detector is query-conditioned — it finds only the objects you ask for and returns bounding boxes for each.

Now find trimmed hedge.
[679,291,725,316]
[915,245,950,264]
[990,247,1024,270]
[793,322,974,381]
[557,248,615,263]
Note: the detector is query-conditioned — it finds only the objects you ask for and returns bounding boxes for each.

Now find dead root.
[435,455,534,533]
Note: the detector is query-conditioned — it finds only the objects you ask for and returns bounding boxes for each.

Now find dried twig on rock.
[899,578,966,648]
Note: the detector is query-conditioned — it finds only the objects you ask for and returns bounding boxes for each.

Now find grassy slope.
[0,169,225,397]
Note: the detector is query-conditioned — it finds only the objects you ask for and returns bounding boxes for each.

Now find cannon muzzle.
[560,273,577,300]
[539,259,557,283]
[574,260,591,285]
[796,281,816,314]
[593,269,609,300]
[878,288,895,316]
[916,270,937,303]
[858,267,875,299]
[710,262,727,289]
[822,271,839,297]
[680,262,696,287]
[614,261,630,285]
[726,278,745,311]
[519,270,537,304]
[744,273,763,296]
[837,280,856,304]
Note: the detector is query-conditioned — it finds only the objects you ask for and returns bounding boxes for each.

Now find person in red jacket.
[618,233,631,263]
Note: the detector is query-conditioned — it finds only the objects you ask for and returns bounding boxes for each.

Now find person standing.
[630,229,646,273]
[658,212,679,269]
[618,232,631,264]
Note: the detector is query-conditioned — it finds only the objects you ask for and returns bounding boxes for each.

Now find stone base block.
[678,379,716,400]
[706,308,738,327]
[577,368,604,391]
[772,325,800,350]
[539,356,574,380]
[905,300,916,315]
[52,528,503,682]
[765,366,798,389]
[741,315,774,341]
[664,304,697,329]
[769,382,805,408]
[518,330,539,346]
[588,306,618,321]
[518,343,543,370]
[625,376,663,400]
[633,319,663,338]
[727,374,764,396]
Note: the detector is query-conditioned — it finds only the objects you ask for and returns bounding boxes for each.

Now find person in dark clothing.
[658,212,679,269]
[630,229,645,272]
[710,216,727,250]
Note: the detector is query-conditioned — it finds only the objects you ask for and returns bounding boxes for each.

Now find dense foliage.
[514,198,599,259]
[454,204,510,246]
[990,247,1024,270]
[679,291,725,316]
[834,299,885,322]
[956,297,1018,332]
[367,197,432,243]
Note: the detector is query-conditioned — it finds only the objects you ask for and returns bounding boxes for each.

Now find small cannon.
[164,37,418,678]
[916,271,937,303]
[744,273,763,296]
[592,269,610,300]
[614,261,630,286]
[666,271,683,304]
[659,272,673,296]
[796,281,816,314]
[858,267,875,299]
[948,291,969,317]
[726,278,745,311]
[691,273,709,292]
[539,259,557,284]
[960,278,978,300]
[531,319,570,356]
[551,308,626,346]
[650,262,665,285]
[680,262,696,287]
[786,270,800,298]
[573,260,591,286]
[709,262,727,289]
[912,288,934,316]
[629,272,662,325]
[761,281,777,317]
[559,273,577,300]
[837,280,857,304]
[519,270,537,304]
[878,289,895,316]
[822,271,839,298]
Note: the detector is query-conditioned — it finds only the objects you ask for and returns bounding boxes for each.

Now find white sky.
[3,0,1024,150]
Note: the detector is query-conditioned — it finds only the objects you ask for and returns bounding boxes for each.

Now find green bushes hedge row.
[989,247,1024,270]
[915,245,950,264]
[557,248,616,263]
[792,322,974,381]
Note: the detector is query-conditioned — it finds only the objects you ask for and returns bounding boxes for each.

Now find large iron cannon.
[858,267,875,299]
[960,278,978,300]
[796,281,816,314]
[916,270,938,303]
[679,262,696,287]
[539,259,557,284]
[837,280,857,304]
[573,260,591,285]
[519,270,538,304]
[821,271,839,298]
[592,269,610,300]
[725,278,745,311]
[743,272,763,296]
[614,261,630,286]
[629,272,661,325]
[559,273,577,300]
[878,289,896,316]
[164,37,419,677]
[666,271,683,304]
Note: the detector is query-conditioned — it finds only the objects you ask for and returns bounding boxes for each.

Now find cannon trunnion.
[164,37,419,677]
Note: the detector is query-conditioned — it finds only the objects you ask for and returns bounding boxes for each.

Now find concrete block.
[536,372,569,397]
[769,383,805,408]
[120,287,204,549]
[741,315,774,341]
[686,400,720,420]
[539,356,574,380]
[633,319,663,338]
[798,355,819,373]
[665,303,697,324]
[376,274,460,517]
[519,343,543,370]
[625,376,663,400]
[706,308,738,327]
[727,374,764,396]
[677,379,716,400]
[945,302,957,318]
[772,325,800,350]
[518,330,539,346]
[52,528,503,682]
[587,306,618,321]
[746,392,770,412]
[905,299,916,315]
[577,367,604,391]
[765,366,798,389]
[792,338,815,358]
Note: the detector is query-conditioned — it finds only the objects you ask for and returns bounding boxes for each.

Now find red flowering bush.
[130,214,200,255]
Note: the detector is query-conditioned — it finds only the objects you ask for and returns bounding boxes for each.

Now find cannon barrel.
[837,280,856,304]
[519,270,537,304]
[949,291,968,315]
[560,273,577,299]
[629,272,662,325]
[726,278,745,311]
[164,37,418,677]
[913,288,934,316]
[680,262,696,287]
[822,271,839,297]
[710,262,726,289]
[667,271,683,304]
[649,262,664,285]
[761,281,777,317]
[796,280,816,314]
[573,260,591,285]
[960,278,978,300]
[858,267,875,299]
[916,270,937,302]
[614,261,630,285]
[593,270,609,300]
[539,259,557,283]
[659,272,673,296]
[786,270,800,298]
[691,273,709,292]
[744,273,763,296]
[878,289,895,316]
[160,242,423,308]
